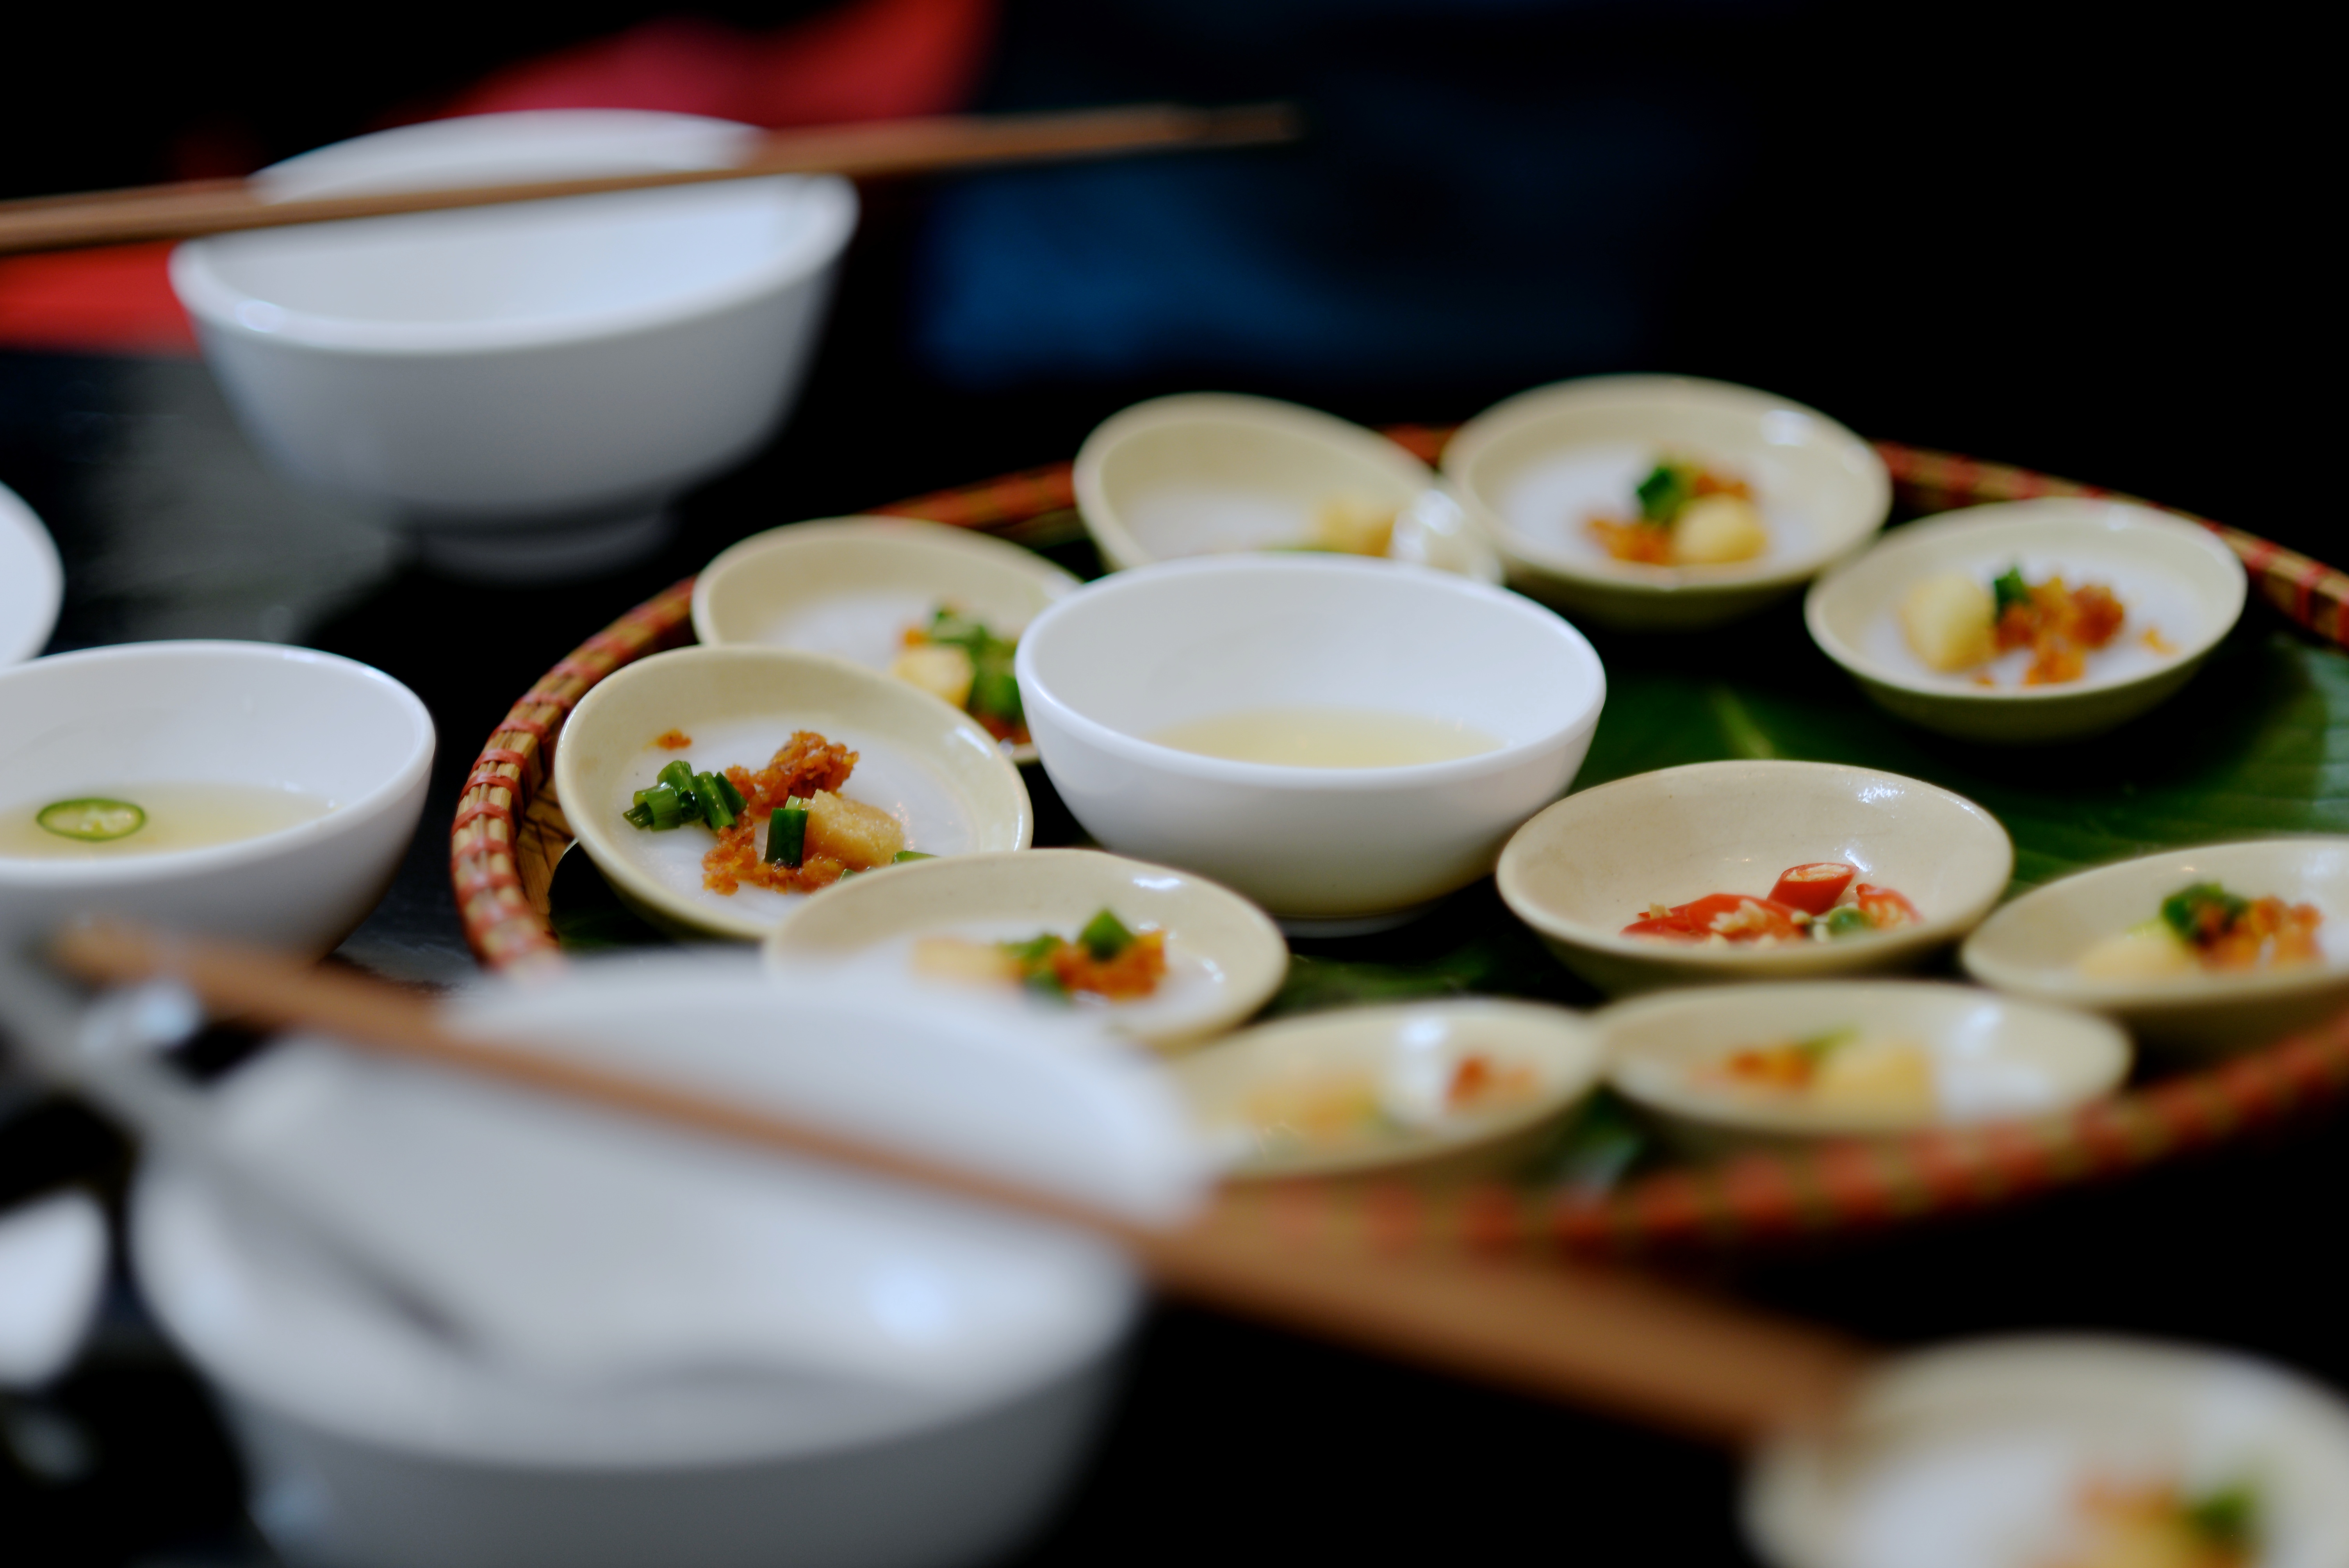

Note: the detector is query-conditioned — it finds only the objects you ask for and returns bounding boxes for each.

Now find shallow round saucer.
[1600,980,2129,1152]
[1805,498,2246,744]
[1170,999,1604,1182]
[1440,374,1889,629]
[0,481,62,666]
[691,516,1079,764]
[764,848,1289,1051]
[555,645,1031,942]
[1495,760,2013,996]
[1961,839,2349,1051]
[1073,392,1501,582]
[1745,1335,2349,1568]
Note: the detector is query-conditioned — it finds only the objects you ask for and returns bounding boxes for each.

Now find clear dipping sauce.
[0,783,335,860]
[1149,707,1502,768]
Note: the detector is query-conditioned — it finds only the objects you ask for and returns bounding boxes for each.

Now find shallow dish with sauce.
[690,516,1079,764]
[1746,1336,2349,1568]
[0,640,434,955]
[1016,554,1606,932]
[1495,760,2012,994]
[1805,499,2246,744]
[555,645,1031,941]
[1172,999,1605,1182]
[1440,374,1890,629]
[764,848,1288,1050]
[1961,840,2349,1051]
[1600,980,2129,1153]
[1073,392,1500,581]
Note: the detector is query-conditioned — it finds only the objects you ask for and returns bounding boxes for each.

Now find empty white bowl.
[1805,499,2247,744]
[170,111,857,581]
[1015,555,1606,930]
[0,481,62,666]
[1073,392,1501,581]
[129,956,1194,1568]
[1600,981,2130,1150]
[0,641,434,955]
[1495,760,2013,994]
[1961,839,2349,1051]
[1746,1336,2349,1568]
[1441,374,1890,628]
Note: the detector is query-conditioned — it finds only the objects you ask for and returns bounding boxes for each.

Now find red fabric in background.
[0,0,996,356]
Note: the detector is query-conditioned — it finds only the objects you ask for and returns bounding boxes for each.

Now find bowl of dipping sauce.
[1442,374,1889,629]
[0,641,434,955]
[1016,555,1605,931]
[169,110,856,582]
[1074,392,1500,581]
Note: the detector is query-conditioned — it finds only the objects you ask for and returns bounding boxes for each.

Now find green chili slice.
[1823,905,1873,938]
[766,803,808,867]
[37,798,146,842]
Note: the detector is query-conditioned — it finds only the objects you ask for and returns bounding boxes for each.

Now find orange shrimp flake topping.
[653,728,693,750]
[1996,576,2126,685]
[700,731,860,896]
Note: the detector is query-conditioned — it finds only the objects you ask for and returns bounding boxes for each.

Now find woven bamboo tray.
[448,440,2349,1254]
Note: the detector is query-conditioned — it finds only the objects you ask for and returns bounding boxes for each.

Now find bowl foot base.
[414,508,675,584]
[1274,907,1430,938]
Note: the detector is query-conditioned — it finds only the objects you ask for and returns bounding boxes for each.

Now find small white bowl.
[1746,1336,2349,1568]
[1073,392,1501,581]
[764,848,1289,1050]
[1600,981,2130,1151]
[690,516,1080,764]
[1805,499,2247,744]
[0,481,62,666]
[170,111,857,581]
[1961,840,2349,1051]
[0,641,434,956]
[1015,554,1606,931]
[1441,374,1890,629]
[1495,760,2013,995]
[1171,999,1605,1181]
[555,645,1032,941]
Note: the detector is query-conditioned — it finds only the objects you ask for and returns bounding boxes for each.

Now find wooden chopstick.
[47,920,1873,1444]
[0,102,1299,257]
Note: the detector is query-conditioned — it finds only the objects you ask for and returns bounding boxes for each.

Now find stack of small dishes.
[1442,374,1890,629]
[1074,392,1500,581]
[691,515,1080,764]
[1806,498,2247,743]
[555,645,1031,941]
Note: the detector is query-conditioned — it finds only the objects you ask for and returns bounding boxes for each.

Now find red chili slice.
[1623,892,1807,944]
[1854,883,1919,928]
[1769,862,1857,915]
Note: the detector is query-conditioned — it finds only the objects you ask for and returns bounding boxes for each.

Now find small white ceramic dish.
[1805,499,2247,743]
[1171,999,1604,1182]
[130,956,1197,1568]
[555,645,1031,941]
[1495,760,2012,995]
[764,848,1287,1050]
[1440,374,1890,629]
[1073,392,1501,582]
[0,641,434,955]
[1015,554,1606,931]
[0,481,62,666]
[1746,1336,2349,1568]
[1600,981,2129,1151]
[1961,839,2349,1051]
[0,1190,107,1389]
[690,516,1080,764]
[170,111,856,581]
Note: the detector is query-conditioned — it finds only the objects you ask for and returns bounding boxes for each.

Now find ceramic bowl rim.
[1072,390,1436,572]
[1803,498,2249,707]
[1494,759,2014,973]
[169,110,859,358]
[0,640,435,887]
[1440,372,1892,597]
[556,643,1033,941]
[1014,553,1607,793]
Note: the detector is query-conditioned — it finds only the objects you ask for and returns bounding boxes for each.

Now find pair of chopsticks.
[48,921,1874,1445]
[0,102,1297,257]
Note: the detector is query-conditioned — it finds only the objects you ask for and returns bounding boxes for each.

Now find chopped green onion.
[2162,881,2247,943]
[708,772,746,816]
[1078,908,1135,960]
[970,668,1023,725]
[628,784,690,830]
[1635,461,1694,524]
[695,772,738,831]
[1823,905,1874,938]
[2184,1481,2259,1548]
[38,798,146,841]
[1001,933,1061,967]
[656,759,697,796]
[1022,968,1069,1002]
[623,802,655,830]
[892,850,936,863]
[766,803,808,867]
[1991,564,2031,618]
